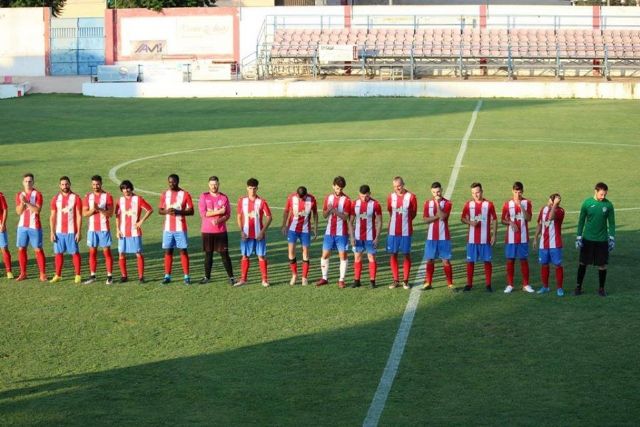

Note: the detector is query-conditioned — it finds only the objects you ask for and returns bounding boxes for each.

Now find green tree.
[105,0,215,11]
[1,0,67,16]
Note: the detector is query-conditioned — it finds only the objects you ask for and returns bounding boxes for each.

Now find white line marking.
[108,133,637,199]
[471,137,640,148]
[363,100,483,427]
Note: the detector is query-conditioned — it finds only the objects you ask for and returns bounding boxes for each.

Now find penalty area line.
[363,100,483,427]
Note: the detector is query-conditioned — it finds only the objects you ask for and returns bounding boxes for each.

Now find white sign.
[191,62,232,81]
[318,45,357,63]
[121,16,234,58]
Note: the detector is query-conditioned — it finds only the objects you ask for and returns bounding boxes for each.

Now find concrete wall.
[3,5,640,79]
[83,80,640,99]
[59,0,105,18]
[0,8,48,77]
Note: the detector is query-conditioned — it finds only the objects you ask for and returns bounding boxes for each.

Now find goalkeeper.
[575,182,616,297]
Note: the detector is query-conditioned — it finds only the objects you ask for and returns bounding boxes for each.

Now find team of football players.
[0,174,615,296]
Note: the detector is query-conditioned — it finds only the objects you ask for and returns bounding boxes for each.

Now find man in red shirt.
[49,176,83,283]
[158,174,194,285]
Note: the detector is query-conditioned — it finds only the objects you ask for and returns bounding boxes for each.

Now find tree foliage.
[105,0,216,11]
[1,0,67,16]
[0,0,215,18]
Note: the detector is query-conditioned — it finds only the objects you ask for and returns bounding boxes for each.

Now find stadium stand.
[266,27,640,80]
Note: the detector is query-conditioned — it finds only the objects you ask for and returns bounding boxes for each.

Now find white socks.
[320,257,329,280]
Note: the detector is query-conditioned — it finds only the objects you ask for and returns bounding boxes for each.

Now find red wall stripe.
[592,5,600,29]
[480,4,487,29]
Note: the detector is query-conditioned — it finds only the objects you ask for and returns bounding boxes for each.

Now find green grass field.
[0,95,639,426]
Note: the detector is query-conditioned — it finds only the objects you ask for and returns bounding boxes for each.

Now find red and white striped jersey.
[116,195,153,237]
[159,190,193,232]
[83,191,114,232]
[238,196,272,239]
[285,193,317,233]
[461,200,497,244]
[15,190,43,230]
[502,198,532,244]
[0,193,7,226]
[537,205,565,249]
[423,198,453,241]
[351,198,382,241]
[323,194,351,237]
[50,192,82,234]
[387,191,417,237]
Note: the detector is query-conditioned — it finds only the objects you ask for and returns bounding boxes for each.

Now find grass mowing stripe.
[363,100,483,427]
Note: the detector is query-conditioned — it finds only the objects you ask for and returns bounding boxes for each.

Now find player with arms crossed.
[199,176,236,285]
[235,178,272,287]
[158,174,194,285]
[317,176,351,289]
[422,181,454,290]
[461,182,497,292]
[575,182,616,297]
[115,180,153,284]
[501,181,535,294]
[348,185,382,289]
[387,176,417,290]
[15,173,47,281]
[82,175,115,285]
[533,193,565,296]
[281,186,318,286]
[49,176,83,283]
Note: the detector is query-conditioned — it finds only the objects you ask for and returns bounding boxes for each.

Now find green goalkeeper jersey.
[577,197,616,242]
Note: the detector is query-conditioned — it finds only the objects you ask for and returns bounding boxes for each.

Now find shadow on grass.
[0,95,559,145]
[0,313,401,426]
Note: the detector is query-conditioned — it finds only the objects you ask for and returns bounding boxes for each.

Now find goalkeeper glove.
[575,236,583,249]
[608,236,615,252]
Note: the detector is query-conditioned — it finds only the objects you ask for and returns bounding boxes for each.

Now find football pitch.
[0,95,639,426]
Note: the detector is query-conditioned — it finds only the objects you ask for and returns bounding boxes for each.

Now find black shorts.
[580,239,609,266]
[202,232,229,253]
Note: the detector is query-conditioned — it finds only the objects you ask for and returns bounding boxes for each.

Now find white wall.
[83,80,640,100]
[0,8,46,76]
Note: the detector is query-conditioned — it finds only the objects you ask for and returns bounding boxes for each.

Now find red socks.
[259,259,268,281]
[180,251,190,276]
[506,260,515,286]
[541,265,564,288]
[521,260,530,286]
[55,254,63,276]
[443,263,453,285]
[403,257,412,282]
[72,253,81,275]
[2,249,12,274]
[240,257,249,281]
[164,253,173,275]
[466,262,474,286]
[426,262,435,285]
[18,248,28,276]
[35,250,46,275]
[119,256,128,278]
[104,248,113,275]
[541,264,550,287]
[390,254,399,281]
[54,253,80,276]
[302,259,310,278]
[555,266,564,288]
[121,254,144,279]
[484,262,492,286]
[467,263,492,287]
[369,261,377,281]
[89,248,98,274]
[289,259,298,276]
[354,260,362,280]
[137,254,145,279]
